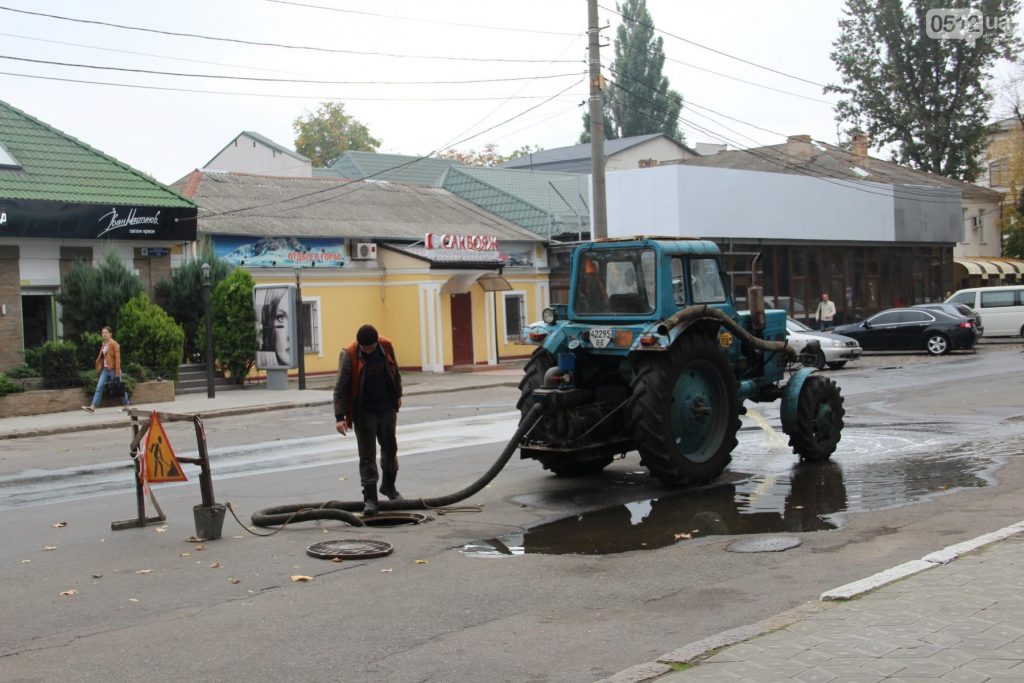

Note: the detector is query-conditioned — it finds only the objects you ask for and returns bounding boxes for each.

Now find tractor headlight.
[542,307,558,325]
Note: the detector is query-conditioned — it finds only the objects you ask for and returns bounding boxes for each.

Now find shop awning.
[955,256,1024,278]
[954,257,984,275]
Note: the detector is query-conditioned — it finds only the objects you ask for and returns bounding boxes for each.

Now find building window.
[300,299,320,353]
[977,210,986,243]
[989,158,1010,187]
[960,208,967,242]
[504,292,526,342]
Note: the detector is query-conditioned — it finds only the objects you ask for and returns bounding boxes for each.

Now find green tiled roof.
[0,99,194,207]
[443,166,590,238]
[318,151,455,186]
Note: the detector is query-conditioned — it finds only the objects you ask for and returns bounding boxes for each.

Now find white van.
[946,285,1024,337]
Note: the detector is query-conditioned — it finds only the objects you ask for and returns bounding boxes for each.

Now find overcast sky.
[0,1,1020,185]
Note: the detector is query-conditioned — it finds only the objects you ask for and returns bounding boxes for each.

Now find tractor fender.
[780,366,817,432]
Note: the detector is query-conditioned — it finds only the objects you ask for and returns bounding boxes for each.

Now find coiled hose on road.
[250,403,545,529]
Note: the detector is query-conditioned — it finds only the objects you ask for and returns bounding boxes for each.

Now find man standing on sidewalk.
[333,324,403,516]
[815,293,836,331]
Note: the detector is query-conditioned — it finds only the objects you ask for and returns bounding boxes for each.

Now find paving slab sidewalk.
[601,523,1024,683]
[0,364,524,440]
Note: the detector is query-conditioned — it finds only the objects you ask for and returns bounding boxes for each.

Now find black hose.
[657,304,795,357]
[250,403,545,528]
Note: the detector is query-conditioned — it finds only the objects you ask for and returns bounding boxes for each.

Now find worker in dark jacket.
[333,324,403,515]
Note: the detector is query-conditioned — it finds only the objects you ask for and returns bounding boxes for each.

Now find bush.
[154,251,233,362]
[40,340,81,388]
[0,373,24,397]
[75,330,103,372]
[212,269,258,383]
[4,365,38,379]
[58,251,144,344]
[123,361,152,383]
[118,294,185,381]
[22,347,43,372]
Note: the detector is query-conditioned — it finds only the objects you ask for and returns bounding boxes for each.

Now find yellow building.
[175,171,549,375]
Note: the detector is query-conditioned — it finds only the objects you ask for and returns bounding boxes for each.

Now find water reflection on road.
[463,424,1022,557]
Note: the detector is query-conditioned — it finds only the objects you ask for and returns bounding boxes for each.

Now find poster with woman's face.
[253,285,297,369]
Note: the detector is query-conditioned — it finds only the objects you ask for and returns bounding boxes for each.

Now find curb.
[0,379,521,441]
[596,521,1024,683]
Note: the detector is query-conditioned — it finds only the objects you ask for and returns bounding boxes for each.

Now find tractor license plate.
[589,327,613,348]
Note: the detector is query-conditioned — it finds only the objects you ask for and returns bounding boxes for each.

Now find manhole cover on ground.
[361,512,429,527]
[726,536,802,553]
[307,539,393,560]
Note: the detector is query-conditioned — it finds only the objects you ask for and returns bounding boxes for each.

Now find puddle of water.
[463,427,1020,557]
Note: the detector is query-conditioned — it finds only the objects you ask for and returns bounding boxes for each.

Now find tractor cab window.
[574,248,656,315]
[690,258,727,304]
[671,257,686,305]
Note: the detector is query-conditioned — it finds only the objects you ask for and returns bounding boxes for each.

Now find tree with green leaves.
[58,251,144,344]
[153,251,232,362]
[580,0,683,143]
[293,101,381,167]
[438,143,543,167]
[828,0,1021,182]
[212,269,258,384]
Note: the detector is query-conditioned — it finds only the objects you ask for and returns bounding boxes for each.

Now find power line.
[263,0,580,37]
[598,3,829,90]
[661,55,836,106]
[201,79,585,219]
[0,31,311,75]
[605,78,966,206]
[0,54,584,86]
[0,5,582,63]
[0,69,583,101]
[606,70,969,202]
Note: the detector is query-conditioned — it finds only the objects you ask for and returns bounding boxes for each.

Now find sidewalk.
[604,523,1024,683]
[0,362,525,440]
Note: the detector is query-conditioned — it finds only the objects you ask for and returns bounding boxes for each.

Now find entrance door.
[21,294,56,348]
[450,293,474,366]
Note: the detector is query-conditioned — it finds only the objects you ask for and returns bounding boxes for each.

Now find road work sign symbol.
[142,411,187,484]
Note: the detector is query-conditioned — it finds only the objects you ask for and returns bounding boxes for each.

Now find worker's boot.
[362,486,379,516]
[379,474,403,501]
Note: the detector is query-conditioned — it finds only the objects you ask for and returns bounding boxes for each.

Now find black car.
[832,308,977,355]
[912,303,983,337]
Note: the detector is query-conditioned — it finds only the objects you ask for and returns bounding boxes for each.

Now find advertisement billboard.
[254,284,298,370]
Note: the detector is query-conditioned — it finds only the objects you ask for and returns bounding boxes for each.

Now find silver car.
[786,317,863,370]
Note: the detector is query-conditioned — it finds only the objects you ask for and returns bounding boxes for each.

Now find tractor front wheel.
[785,375,845,462]
[630,336,740,486]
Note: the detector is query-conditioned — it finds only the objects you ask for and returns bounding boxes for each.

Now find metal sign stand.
[111,409,225,538]
[111,413,165,530]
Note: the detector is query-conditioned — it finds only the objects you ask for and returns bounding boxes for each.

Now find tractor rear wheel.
[517,349,555,445]
[630,336,740,486]
[785,375,844,462]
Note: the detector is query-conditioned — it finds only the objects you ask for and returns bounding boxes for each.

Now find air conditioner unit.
[352,242,377,260]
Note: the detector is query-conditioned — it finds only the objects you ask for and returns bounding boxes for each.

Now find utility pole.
[588,0,608,239]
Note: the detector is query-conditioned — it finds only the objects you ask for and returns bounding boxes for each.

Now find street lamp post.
[294,267,306,390]
[201,263,215,399]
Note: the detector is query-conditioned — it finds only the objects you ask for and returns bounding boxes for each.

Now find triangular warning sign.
[142,411,187,484]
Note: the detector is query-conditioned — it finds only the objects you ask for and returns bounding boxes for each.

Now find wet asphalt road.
[1,342,1023,682]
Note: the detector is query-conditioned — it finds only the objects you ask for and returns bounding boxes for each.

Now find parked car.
[832,308,977,355]
[912,303,983,338]
[946,285,1024,337]
[785,318,862,370]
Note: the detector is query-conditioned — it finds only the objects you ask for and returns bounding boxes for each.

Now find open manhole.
[307,539,393,560]
[360,512,429,527]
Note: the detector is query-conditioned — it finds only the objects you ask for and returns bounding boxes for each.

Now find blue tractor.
[519,237,845,485]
